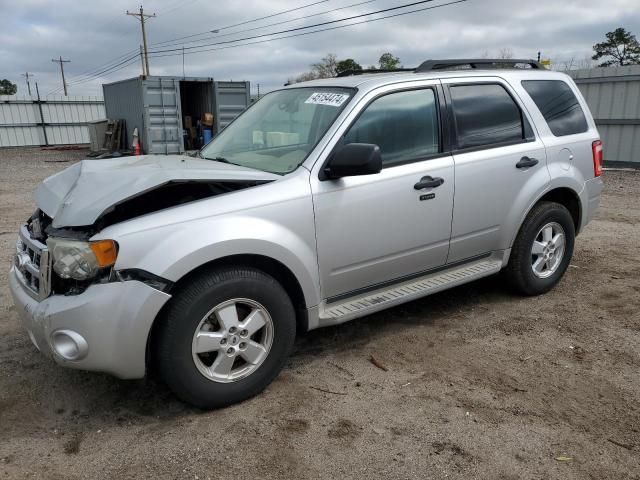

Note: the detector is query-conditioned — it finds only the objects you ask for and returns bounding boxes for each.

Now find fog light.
[51,330,88,361]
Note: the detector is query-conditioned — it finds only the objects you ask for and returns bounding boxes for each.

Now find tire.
[505,201,575,296]
[154,266,296,409]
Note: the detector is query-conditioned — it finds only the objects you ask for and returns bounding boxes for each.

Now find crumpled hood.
[35,155,280,228]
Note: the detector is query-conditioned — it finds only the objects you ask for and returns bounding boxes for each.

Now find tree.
[292,53,339,83]
[0,79,17,95]
[292,71,318,83]
[310,53,339,78]
[336,58,363,74]
[378,52,401,70]
[592,27,640,66]
[498,48,514,59]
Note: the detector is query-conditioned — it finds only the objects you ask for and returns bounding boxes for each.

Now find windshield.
[201,87,354,174]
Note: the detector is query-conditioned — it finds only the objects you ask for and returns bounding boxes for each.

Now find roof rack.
[336,68,415,77]
[334,59,547,78]
[415,59,545,72]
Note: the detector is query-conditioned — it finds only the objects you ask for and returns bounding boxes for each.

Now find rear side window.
[450,84,526,149]
[522,80,588,136]
[343,89,439,167]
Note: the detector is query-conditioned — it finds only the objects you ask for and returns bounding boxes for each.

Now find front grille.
[15,224,52,301]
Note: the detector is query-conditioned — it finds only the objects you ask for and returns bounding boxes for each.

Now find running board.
[317,257,503,327]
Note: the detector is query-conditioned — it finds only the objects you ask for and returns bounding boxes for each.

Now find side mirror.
[323,143,382,179]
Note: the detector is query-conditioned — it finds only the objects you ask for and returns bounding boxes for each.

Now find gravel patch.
[0,147,638,479]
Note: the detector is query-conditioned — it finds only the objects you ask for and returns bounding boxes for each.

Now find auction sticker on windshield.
[305,92,350,107]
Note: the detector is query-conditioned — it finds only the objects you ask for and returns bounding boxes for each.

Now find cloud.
[2,0,639,96]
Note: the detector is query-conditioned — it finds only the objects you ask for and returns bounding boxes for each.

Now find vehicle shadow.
[291,273,509,361]
[2,274,512,432]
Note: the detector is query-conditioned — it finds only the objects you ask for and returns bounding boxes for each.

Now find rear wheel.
[154,266,296,409]
[505,201,575,296]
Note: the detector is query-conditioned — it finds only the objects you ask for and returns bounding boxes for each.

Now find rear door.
[442,78,550,263]
[311,83,455,300]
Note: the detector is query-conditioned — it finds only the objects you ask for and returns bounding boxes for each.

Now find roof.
[284,67,571,92]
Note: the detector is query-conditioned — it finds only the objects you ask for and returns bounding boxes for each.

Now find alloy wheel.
[191,298,274,383]
[531,221,566,279]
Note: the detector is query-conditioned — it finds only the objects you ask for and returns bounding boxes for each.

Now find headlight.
[46,238,118,281]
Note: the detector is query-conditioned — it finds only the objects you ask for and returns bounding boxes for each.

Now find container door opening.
[179,80,214,151]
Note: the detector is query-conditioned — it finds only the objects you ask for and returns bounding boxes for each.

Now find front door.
[311,86,455,300]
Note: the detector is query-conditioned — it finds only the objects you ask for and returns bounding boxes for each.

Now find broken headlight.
[46,238,118,281]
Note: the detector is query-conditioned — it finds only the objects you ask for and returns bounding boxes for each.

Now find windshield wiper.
[203,156,232,164]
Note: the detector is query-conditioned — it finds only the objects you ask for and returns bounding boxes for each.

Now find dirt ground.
[0,147,638,480]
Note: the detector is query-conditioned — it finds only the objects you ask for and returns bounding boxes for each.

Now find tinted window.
[343,89,439,166]
[450,84,525,149]
[522,80,588,136]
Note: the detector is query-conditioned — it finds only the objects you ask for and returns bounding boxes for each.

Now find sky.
[2,0,639,97]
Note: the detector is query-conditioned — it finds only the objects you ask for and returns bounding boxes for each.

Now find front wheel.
[154,266,296,409]
[505,201,575,296]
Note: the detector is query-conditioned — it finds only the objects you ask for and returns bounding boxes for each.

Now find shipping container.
[102,76,250,155]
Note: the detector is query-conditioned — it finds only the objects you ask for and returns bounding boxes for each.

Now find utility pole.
[51,56,71,96]
[127,6,156,76]
[139,45,146,76]
[35,82,49,146]
[21,72,33,96]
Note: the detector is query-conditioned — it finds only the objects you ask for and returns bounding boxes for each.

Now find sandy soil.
[0,148,638,479]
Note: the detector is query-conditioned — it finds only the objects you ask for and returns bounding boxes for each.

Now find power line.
[147,0,469,60]
[148,0,453,56]
[66,53,140,85]
[52,55,142,94]
[155,0,200,17]
[57,0,330,90]
[47,52,141,94]
[150,0,330,47]
[153,0,379,49]
[47,12,142,89]
[53,15,144,85]
[50,0,469,92]
[63,49,139,83]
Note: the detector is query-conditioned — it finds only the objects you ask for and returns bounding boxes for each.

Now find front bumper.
[9,266,171,379]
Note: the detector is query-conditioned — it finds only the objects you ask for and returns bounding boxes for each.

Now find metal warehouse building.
[0,95,105,147]
[569,65,640,164]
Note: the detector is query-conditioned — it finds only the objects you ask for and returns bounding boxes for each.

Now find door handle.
[414,176,444,190]
[516,156,539,169]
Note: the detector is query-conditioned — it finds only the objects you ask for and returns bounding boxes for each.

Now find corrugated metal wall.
[569,66,640,163]
[103,78,145,152]
[0,95,105,147]
[214,81,251,132]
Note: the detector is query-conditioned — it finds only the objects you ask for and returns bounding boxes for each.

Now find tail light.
[592,140,603,177]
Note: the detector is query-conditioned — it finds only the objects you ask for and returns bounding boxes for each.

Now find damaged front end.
[31,180,266,296]
[27,156,278,297]
[24,209,119,297]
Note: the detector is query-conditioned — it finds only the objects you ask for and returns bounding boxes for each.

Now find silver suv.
[9,59,604,408]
